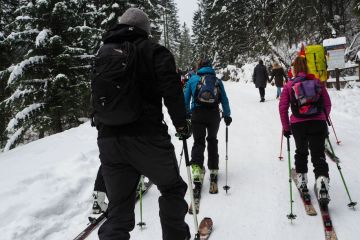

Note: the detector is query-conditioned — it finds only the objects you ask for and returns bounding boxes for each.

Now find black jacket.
[252,63,269,88]
[270,67,287,87]
[98,24,186,138]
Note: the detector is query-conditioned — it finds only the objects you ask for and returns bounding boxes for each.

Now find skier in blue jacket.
[184,59,231,194]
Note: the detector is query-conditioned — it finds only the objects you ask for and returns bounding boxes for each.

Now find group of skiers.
[253,56,332,207]
[88,7,332,240]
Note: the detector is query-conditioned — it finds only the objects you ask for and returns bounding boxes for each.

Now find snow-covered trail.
[0,83,359,240]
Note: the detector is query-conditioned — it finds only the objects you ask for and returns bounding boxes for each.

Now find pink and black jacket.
[279,72,332,131]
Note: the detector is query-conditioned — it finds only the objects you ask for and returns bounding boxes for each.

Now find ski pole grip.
[287,137,290,151]
[226,126,228,142]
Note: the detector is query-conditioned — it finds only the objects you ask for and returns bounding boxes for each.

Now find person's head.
[119,8,151,35]
[259,60,263,65]
[292,56,308,76]
[197,59,212,70]
[272,62,280,68]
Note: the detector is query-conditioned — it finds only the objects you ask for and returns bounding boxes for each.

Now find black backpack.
[91,40,143,126]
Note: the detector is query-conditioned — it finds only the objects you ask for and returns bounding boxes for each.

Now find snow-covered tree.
[1,0,165,151]
[192,0,212,62]
[158,0,181,61]
[2,0,102,151]
[177,22,192,70]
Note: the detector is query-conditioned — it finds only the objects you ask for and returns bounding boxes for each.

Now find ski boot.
[192,164,204,184]
[209,169,218,194]
[89,191,108,222]
[316,176,330,209]
[295,173,308,192]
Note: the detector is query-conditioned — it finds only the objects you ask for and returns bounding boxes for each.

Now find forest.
[1,0,360,150]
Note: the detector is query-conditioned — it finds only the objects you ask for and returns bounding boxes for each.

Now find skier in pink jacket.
[279,56,332,207]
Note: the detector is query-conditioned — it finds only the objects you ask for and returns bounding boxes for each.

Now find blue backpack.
[195,75,221,107]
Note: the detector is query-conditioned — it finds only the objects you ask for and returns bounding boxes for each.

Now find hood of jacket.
[293,72,316,81]
[102,24,148,44]
[197,66,216,76]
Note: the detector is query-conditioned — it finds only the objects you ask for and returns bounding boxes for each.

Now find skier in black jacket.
[94,8,191,240]
[252,59,269,102]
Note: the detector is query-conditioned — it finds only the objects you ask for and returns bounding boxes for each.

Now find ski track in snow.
[0,82,359,240]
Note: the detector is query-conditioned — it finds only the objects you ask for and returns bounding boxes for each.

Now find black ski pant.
[258,87,265,99]
[190,108,221,170]
[291,120,329,179]
[94,166,106,193]
[97,135,189,240]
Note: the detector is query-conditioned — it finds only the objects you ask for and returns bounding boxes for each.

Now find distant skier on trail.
[269,62,288,99]
[184,59,231,196]
[252,59,269,102]
[91,8,191,240]
[279,56,332,207]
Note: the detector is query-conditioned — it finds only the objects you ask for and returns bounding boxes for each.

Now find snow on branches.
[7,56,46,85]
[6,103,44,133]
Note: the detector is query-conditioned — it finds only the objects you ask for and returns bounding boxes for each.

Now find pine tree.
[1,0,164,150]
[2,0,102,151]
[159,0,181,61]
[177,22,192,70]
[192,0,212,62]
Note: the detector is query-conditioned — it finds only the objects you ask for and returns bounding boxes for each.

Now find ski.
[189,169,205,215]
[325,139,340,163]
[73,180,153,240]
[291,169,317,216]
[325,146,340,163]
[74,214,106,240]
[198,217,213,240]
[189,182,202,214]
[314,185,338,240]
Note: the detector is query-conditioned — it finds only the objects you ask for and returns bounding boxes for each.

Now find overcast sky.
[174,0,198,29]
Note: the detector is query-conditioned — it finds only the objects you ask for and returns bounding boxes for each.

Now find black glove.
[224,116,232,126]
[283,130,292,138]
[175,119,192,140]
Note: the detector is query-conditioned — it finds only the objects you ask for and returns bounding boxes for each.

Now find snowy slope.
[0,83,360,240]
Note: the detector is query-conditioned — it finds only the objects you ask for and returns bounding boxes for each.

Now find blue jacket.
[184,66,231,117]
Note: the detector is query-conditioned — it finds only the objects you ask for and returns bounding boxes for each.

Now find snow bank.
[217,63,257,83]
[1,84,360,240]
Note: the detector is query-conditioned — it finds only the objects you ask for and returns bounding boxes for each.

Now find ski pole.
[182,139,200,240]
[286,137,296,221]
[278,132,284,160]
[326,137,357,208]
[178,146,184,169]
[223,126,230,193]
[137,175,146,228]
[329,116,341,145]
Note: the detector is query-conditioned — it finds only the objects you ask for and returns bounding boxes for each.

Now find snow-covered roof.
[323,37,346,47]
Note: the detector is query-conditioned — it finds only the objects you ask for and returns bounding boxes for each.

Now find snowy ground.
[1,82,360,240]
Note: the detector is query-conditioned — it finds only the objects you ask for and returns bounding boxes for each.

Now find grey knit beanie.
[119,8,151,35]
